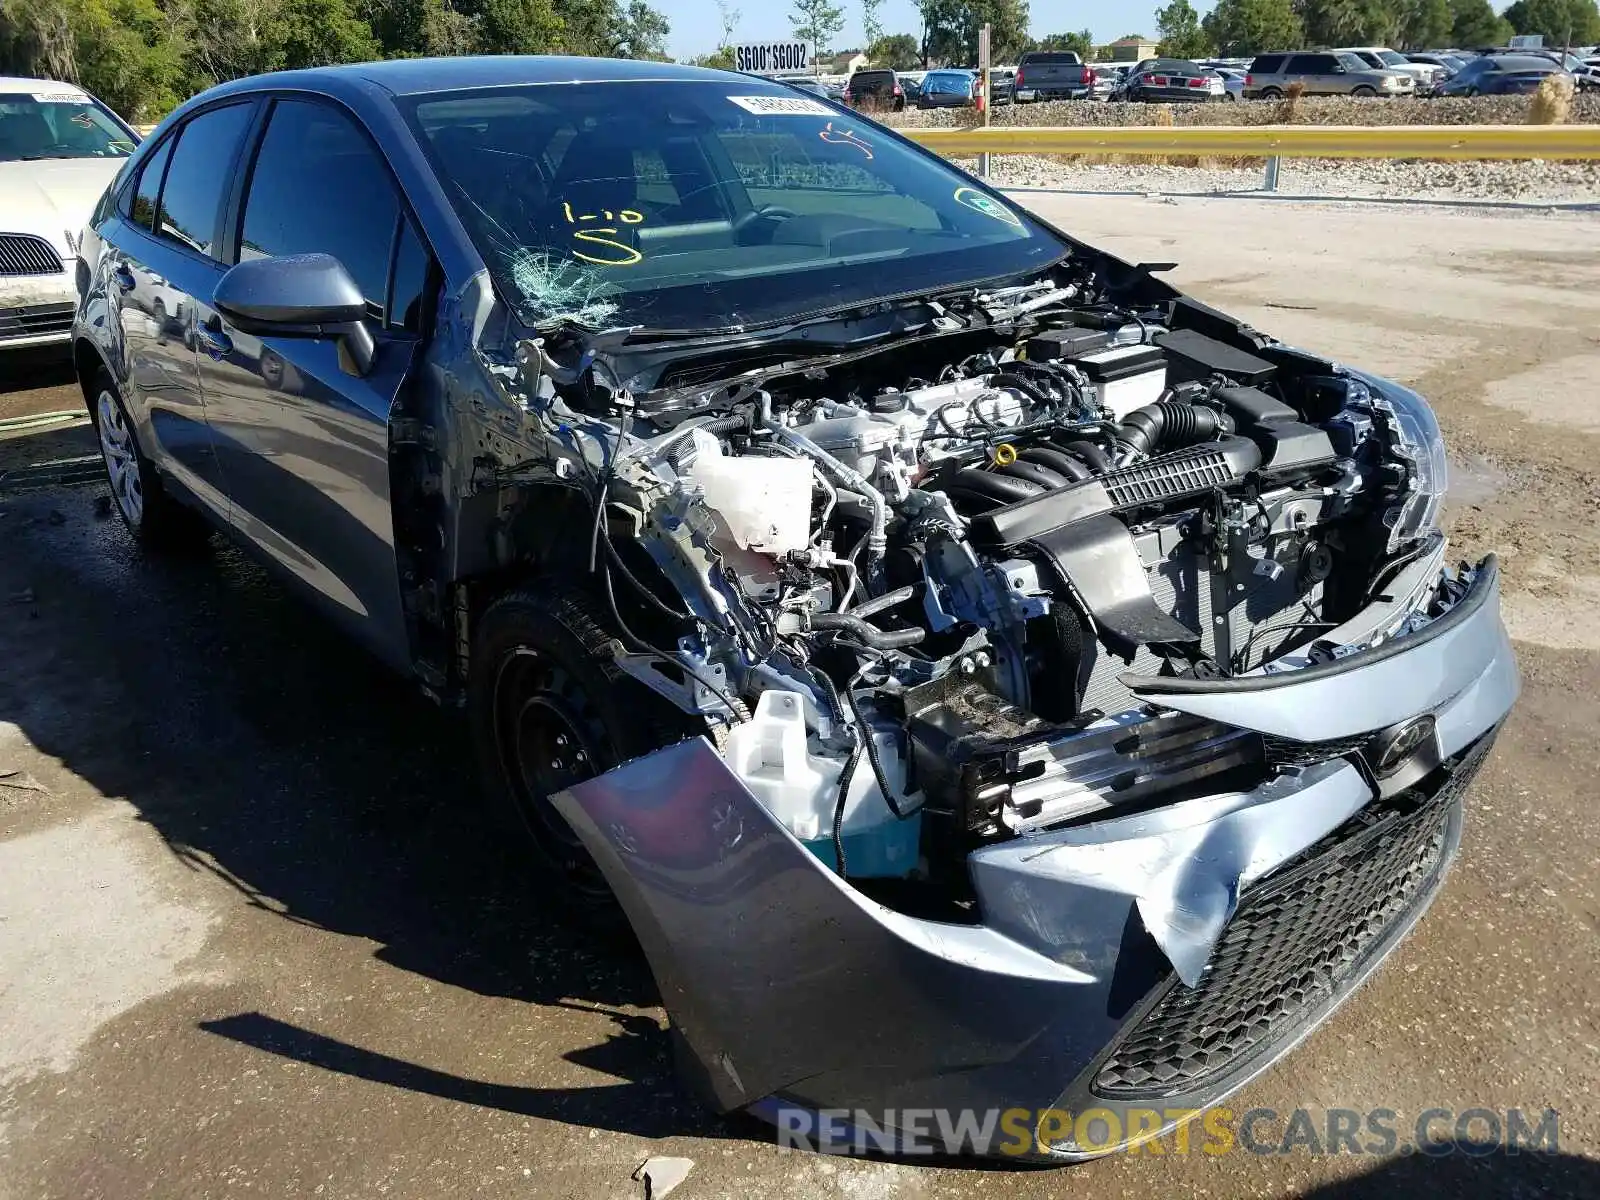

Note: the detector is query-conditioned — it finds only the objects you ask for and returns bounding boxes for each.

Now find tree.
[1156,0,1213,58]
[1446,0,1513,45]
[1295,0,1389,45]
[792,0,845,57]
[1394,0,1451,47]
[1503,0,1600,45]
[860,0,883,46]
[867,31,919,68]
[1203,0,1303,55]
[715,0,739,47]
[1030,29,1093,57]
[278,0,380,69]
[917,0,1029,65]
[689,45,736,67]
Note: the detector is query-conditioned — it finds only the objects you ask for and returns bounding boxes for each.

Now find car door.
[1287,54,1334,94]
[195,96,435,672]
[106,101,257,516]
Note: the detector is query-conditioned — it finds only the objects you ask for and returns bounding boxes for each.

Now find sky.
[661,1,1223,61]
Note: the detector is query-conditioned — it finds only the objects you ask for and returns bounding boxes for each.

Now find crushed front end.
[480,256,1518,1159]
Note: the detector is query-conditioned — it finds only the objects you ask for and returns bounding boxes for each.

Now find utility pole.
[978,22,992,177]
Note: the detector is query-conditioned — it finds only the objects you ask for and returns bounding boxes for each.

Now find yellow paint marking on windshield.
[572,229,643,267]
[561,201,647,266]
[819,121,874,159]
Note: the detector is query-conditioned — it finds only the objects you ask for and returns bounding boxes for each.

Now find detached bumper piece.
[1088,730,1493,1106]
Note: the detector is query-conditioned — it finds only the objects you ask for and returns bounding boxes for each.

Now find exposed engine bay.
[489,261,1454,888]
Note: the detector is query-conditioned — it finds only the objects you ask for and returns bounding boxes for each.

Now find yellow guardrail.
[905,123,1600,160]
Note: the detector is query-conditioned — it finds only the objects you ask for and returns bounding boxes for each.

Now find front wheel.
[1352,85,1376,97]
[468,585,690,924]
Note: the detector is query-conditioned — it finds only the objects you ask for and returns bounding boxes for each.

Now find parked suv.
[843,67,903,110]
[1013,50,1095,101]
[1335,46,1445,92]
[1245,51,1416,98]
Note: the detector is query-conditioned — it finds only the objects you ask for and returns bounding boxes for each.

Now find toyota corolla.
[71,56,1518,1160]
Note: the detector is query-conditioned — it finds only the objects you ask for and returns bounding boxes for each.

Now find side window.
[1253,55,1284,74]
[156,104,253,258]
[388,217,432,335]
[130,137,174,231]
[1285,55,1316,74]
[239,99,400,319]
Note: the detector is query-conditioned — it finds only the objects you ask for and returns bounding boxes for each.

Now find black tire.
[1352,85,1376,97]
[1260,87,1283,99]
[88,366,209,551]
[468,584,691,925]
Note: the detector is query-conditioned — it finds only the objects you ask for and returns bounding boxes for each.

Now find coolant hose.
[810,612,926,650]
[1118,401,1231,457]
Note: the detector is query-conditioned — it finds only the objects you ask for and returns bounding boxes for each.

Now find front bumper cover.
[552,552,1516,1160]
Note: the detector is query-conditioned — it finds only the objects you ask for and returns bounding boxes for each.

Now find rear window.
[1250,55,1287,74]
[851,70,895,85]
[1020,52,1082,66]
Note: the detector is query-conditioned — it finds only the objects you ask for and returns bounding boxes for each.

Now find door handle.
[112,263,136,291]
[197,317,233,360]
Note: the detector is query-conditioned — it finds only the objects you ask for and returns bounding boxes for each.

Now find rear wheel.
[469,585,690,924]
[1261,87,1284,99]
[90,368,208,550]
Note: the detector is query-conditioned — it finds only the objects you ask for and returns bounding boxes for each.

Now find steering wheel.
[733,204,799,236]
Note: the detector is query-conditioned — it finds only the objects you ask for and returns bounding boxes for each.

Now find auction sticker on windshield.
[954,186,1023,228]
[728,95,833,116]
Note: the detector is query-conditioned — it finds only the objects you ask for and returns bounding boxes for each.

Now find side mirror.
[214,253,375,376]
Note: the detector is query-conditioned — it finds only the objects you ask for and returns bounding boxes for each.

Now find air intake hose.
[1118,401,1232,457]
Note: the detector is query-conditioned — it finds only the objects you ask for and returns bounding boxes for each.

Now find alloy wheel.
[97,389,144,528]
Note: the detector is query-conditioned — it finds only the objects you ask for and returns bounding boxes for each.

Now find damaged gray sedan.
[72,56,1518,1160]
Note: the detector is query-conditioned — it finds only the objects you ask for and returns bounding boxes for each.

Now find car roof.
[203,55,745,101]
[0,76,90,94]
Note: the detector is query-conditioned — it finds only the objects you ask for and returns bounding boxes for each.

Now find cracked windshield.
[405,80,1063,330]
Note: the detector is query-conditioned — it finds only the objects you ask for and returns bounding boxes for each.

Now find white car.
[1335,47,1443,92]
[0,77,138,351]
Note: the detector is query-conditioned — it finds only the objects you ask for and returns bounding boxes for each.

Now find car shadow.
[1299,1143,1599,1198]
[0,464,761,1147]
[0,346,78,396]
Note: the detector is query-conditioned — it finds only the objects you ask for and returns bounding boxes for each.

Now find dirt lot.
[2,196,1599,1200]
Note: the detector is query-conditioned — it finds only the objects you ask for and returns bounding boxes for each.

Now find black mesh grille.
[1263,732,1371,769]
[0,234,65,277]
[1091,734,1495,1100]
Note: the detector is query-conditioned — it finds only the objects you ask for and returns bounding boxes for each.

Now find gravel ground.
[967,153,1600,204]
